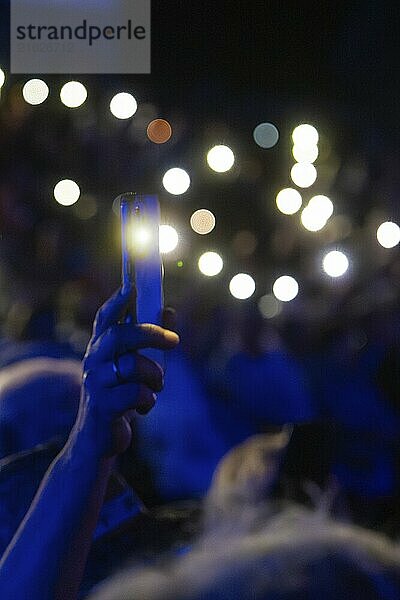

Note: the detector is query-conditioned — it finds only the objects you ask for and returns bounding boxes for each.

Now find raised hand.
[80,285,179,456]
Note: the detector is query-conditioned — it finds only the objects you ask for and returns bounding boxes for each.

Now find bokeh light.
[308,195,334,220]
[190,209,216,235]
[300,205,327,232]
[323,250,349,277]
[377,221,400,248]
[292,124,319,147]
[229,273,256,299]
[162,168,191,195]
[292,144,319,163]
[198,251,223,277]
[159,225,179,254]
[22,79,49,105]
[73,194,97,220]
[60,81,87,108]
[54,179,81,206]
[207,145,235,173]
[232,230,258,257]
[290,163,317,188]
[253,122,279,148]
[272,275,299,302]
[0,68,5,88]
[276,188,302,215]
[110,92,138,119]
[147,119,172,144]
[258,294,281,319]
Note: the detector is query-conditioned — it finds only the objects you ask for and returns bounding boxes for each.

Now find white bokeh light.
[292,124,319,147]
[22,79,49,105]
[308,195,334,220]
[198,251,223,277]
[190,209,216,235]
[290,163,317,188]
[377,221,400,249]
[110,92,138,119]
[300,205,327,232]
[323,250,349,277]
[54,179,81,206]
[60,81,87,108]
[292,144,319,163]
[0,68,5,88]
[276,188,302,215]
[229,273,256,299]
[162,168,191,195]
[273,276,299,302]
[159,225,179,254]
[207,145,235,173]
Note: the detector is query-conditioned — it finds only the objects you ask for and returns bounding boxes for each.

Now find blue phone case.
[119,192,164,368]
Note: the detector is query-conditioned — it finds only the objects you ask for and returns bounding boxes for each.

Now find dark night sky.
[149,1,399,136]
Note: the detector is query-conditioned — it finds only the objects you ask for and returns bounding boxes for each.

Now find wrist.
[67,404,114,463]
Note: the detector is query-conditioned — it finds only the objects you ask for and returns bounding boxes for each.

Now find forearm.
[0,413,113,600]
[0,287,179,600]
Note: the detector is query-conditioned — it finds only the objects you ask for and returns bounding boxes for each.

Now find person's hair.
[0,357,82,458]
[204,431,290,527]
[90,505,400,599]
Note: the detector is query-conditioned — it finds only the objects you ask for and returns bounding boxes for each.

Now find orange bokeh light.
[147,119,172,144]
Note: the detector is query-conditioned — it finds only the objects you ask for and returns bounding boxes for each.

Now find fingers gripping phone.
[118,192,164,368]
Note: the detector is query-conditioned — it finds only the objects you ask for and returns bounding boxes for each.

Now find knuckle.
[105,325,118,345]
[83,368,98,390]
[142,323,158,338]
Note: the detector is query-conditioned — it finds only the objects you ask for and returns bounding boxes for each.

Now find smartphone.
[118,192,164,368]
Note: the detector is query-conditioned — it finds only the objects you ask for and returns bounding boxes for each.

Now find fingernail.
[164,330,180,343]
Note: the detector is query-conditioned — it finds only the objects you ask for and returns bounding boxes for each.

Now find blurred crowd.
[0,270,398,597]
